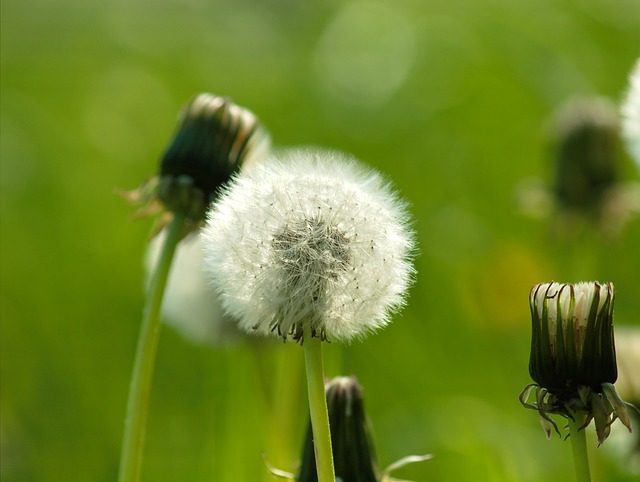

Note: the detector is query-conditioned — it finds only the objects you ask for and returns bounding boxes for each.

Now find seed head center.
[269,216,351,340]
[272,217,351,280]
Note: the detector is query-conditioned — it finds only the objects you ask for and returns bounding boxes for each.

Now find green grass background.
[2,0,639,480]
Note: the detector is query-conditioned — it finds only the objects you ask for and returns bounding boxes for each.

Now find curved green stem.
[567,409,591,482]
[258,343,304,475]
[118,213,186,482]
[302,330,335,482]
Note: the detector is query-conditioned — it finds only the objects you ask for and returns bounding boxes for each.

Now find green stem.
[567,409,591,482]
[302,329,335,482]
[259,343,304,476]
[118,213,186,482]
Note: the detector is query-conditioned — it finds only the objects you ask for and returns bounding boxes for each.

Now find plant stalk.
[567,409,592,482]
[118,212,186,482]
[302,329,335,482]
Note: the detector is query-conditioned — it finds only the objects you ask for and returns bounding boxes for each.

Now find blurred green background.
[2,0,639,480]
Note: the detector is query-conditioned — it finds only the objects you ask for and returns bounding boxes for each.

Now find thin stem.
[260,343,304,475]
[118,212,186,482]
[567,409,591,482]
[302,329,335,482]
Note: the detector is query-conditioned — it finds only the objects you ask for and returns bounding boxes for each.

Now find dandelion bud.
[521,281,633,445]
[550,97,621,213]
[202,148,415,343]
[529,281,617,395]
[292,376,431,482]
[621,58,640,169]
[298,376,378,482]
[158,93,270,222]
[124,93,270,233]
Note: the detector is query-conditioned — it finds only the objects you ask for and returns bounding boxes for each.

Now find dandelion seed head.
[202,148,415,343]
[621,58,640,170]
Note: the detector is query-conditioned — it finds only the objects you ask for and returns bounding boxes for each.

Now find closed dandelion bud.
[202,148,415,343]
[529,281,617,395]
[124,93,271,233]
[298,376,378,482]
[158,93,270,223]
[291,376,432,482]
[550,97,620,213]
[521,281,633,445]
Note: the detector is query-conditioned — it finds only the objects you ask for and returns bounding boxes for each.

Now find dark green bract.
[160,94,267,207]
[528,282,617,396]
[521,281,633,445]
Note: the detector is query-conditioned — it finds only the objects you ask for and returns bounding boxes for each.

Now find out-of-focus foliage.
[1,0,639,481]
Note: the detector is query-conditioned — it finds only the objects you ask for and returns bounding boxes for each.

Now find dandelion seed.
[201,148,415,343]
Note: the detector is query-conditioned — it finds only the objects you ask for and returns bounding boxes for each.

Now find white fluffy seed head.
[621,58,640,170]
[201,147,416,343]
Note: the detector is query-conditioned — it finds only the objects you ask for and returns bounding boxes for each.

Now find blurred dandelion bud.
[621,58,640,169]
[519,96,640,237]
[202,148,415,343]
[550,97,621,213]
[520,281,633,445]
[125,93,270,233]
[145,229,241,346]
